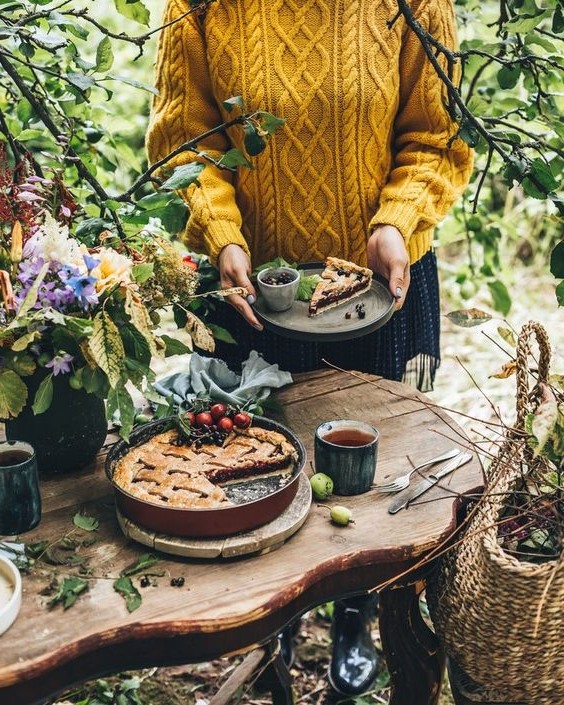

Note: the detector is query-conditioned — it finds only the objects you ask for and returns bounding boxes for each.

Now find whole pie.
[308,257,372,316]
[113,425,299,509]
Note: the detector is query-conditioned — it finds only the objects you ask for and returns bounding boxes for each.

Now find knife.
[387,450,473,514]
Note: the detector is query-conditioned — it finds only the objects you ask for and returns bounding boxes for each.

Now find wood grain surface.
[0,369,483,705]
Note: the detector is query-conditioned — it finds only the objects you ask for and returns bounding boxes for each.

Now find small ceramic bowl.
[257,266,300,312]
[0,554,22,636]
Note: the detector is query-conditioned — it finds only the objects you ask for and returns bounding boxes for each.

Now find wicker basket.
[427,322,564,705]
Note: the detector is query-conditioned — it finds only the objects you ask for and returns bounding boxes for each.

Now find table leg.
[379,579,445,705]
[254,639,294,705]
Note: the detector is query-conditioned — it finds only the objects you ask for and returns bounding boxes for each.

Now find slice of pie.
[113,426,299,509]
[308,257,372,316]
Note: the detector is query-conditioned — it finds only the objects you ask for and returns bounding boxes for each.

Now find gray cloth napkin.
[154,351,293,409]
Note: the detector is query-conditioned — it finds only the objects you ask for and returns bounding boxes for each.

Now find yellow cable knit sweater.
[146,0,473,268]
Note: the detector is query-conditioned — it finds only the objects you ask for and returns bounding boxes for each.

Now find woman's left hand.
[367,225,410,310]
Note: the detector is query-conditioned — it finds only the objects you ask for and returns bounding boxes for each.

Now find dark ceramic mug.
[314,420,379,495]
[0,441,41,536]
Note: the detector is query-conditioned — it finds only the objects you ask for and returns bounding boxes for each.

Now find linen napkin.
[154,350,293,410]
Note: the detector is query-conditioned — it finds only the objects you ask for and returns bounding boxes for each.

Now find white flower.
[90,247,133,293]
[23,213,84,268]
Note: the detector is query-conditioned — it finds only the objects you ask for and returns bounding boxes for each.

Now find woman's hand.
[217,244,263,330]
[367,225,410,310]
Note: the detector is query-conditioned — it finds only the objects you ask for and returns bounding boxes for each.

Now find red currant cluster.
[175,403,251,449]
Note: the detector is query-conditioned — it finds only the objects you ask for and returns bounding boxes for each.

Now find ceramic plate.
[253,263,395,342]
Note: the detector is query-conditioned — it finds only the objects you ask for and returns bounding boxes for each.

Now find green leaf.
[113,576,142,613]
[161,334,192,356]
[32,373,53,415]
[531,400,559,458]
[205,323,237,345]
[48,11,89,40]
[244,123,266,156]
[14,262,49,320]
[296,273,321,301]
[487,280,511,315]
[550,240,564,279]
[162,162,205,191]
[556,280,564,307]
[0,369,28,419]
[88,311,125,387]
[47,577,89,610]
[506,11,549,33]
[222,95,245,113]
[553,4,564,33]
[95,36,114,72]
[218,149,251,169]
[29,28,67,50]
[81,366,109,396]
[11,330,41,352]
[107,384,135,441]
[522,159,559,199]
[7,353,36,377]
[445,308,492,327]
[103,74,157,94]
[113,0,150,26]
[131,262,154,284]
[120,553,160,577]
[497,326,517,347]
[258,111,286,135]
[497,65,521,89]
[66,73,96,92]
[121,324,151,366]
[73,512,99,532]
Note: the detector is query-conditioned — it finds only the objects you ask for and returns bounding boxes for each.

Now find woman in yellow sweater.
[147,0,473,695]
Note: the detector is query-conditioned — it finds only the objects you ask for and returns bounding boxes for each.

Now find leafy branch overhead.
[0,0,561,311]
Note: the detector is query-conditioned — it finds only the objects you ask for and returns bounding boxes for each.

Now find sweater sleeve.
[145,0,249,265]
[370,0,473,256]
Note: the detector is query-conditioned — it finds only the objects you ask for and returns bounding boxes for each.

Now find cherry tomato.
[182,255,198,271]
[184,411,196,426]
[210,403,228,422]
[195,412,213,427]
[217,416,234,432]
[233,412,251,429]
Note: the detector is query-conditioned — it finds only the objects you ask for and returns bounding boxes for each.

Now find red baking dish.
[105,416,306,538]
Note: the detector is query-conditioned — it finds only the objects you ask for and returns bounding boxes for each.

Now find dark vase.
[5,370,107,474]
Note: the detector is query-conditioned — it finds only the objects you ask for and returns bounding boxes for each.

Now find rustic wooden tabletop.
[0,369,483,705]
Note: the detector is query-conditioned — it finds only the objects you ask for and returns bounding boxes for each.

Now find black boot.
[277,618,301,668]
[328,594,382,696]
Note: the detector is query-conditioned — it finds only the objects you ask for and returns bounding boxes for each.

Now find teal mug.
[0,441,41,536]
[314,420,379,495]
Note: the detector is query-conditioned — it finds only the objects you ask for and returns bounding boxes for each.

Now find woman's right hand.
[218,244,263,330]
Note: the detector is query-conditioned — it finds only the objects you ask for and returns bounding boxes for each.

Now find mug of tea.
[0,441,41,536]
[314,420,379,495]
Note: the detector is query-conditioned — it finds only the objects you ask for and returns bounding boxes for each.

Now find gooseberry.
[330,505,354,526]
[310,472,334,500]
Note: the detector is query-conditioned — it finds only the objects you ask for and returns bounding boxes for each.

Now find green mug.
[0,441,41,536]
[314,420,379,495]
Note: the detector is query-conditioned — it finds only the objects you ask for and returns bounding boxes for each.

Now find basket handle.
[515,321,551,429]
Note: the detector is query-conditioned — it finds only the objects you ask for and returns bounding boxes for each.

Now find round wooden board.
[116,471,312,559]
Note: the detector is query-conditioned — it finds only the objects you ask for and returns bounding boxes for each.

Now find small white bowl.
[257,266,300,312]
[0,554,22,636]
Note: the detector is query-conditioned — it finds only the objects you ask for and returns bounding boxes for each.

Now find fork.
[372,447,461,493]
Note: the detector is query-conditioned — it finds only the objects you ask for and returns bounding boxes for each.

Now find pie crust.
[113,426,299,509]
[309,257,372,316]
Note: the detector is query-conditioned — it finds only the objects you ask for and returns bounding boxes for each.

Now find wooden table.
[0,369,483,705]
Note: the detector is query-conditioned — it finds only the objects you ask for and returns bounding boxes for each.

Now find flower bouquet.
[0,166,242,446]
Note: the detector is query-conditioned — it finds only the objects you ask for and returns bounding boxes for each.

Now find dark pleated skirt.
[207,250,440,392]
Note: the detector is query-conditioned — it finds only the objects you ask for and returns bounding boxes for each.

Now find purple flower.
[66,274,98,308]
[45,353,74,376]
[83,254,100,272]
